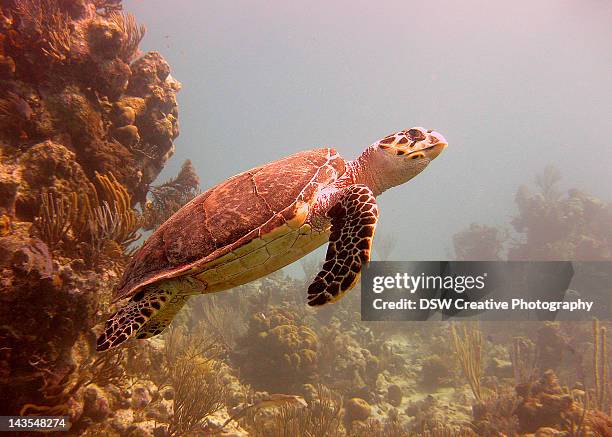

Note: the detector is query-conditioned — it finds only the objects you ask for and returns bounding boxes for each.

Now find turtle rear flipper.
[96,280,190,351]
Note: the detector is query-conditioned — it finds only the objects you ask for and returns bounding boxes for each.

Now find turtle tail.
[96,279,191,351]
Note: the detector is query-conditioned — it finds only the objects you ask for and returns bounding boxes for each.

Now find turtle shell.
[114,148,346,302]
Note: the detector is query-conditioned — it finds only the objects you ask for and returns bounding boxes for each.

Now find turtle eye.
[407,129,426,141]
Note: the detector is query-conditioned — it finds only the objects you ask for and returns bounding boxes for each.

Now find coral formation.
[454,166,612,262]
[451,323,483,402]
[387,384,403,407]
[235,306,320,392]
[514,370,577,433]
[0,0,185,426]
[141,159,200,231]
[419,354,455,389]
[345,397,372,422]
[1,0,180,204]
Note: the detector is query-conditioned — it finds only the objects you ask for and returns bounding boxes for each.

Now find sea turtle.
[97,127,448,351]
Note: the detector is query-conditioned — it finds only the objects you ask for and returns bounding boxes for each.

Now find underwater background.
[0,0,610,436]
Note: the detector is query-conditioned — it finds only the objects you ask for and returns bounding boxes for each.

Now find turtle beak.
[404,131,448,160]
[425,131,447,159]
[428,131,447,148]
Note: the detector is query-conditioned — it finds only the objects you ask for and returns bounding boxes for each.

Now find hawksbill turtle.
[97,127,448,351]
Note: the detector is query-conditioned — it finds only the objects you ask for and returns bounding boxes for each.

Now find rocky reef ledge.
[0,0,190,420]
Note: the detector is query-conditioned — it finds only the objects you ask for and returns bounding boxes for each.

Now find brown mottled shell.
[113,148,346,302]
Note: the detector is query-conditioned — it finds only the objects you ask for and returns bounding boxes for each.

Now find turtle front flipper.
[96,279,191,351]
[307,185,378,306]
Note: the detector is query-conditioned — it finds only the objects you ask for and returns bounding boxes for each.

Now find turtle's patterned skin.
[97,128,447,351]
[103,279,189,345]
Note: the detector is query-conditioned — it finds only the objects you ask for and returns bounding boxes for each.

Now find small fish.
[254,394,308,410]
[211,394,307,434]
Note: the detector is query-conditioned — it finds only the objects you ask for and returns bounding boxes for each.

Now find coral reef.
[141,159,200,231]
[317,320,382,399]
[419,354,455,389]
[345,397,372,423]
[387,384,403,407]
[240,385,344,437]
[454,166,612,262]
[0,0,185,426]
[1,0,180,203]
[158,327,228,437]
[234,306,320,392]
[451,323,483,402]
[514,370,578,433]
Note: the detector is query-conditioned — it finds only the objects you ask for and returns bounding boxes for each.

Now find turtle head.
[352,127,448,196]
